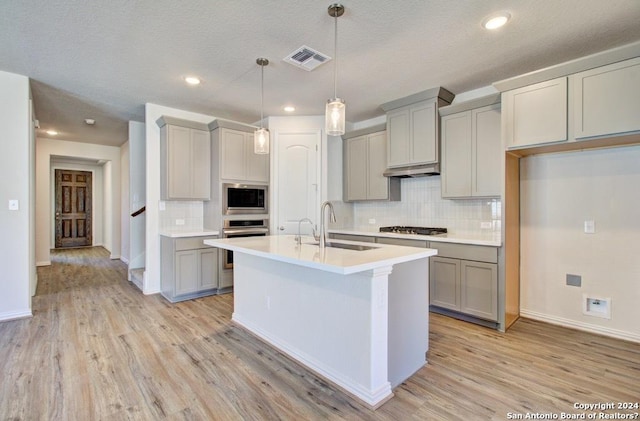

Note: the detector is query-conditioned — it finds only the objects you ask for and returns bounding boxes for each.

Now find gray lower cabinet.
[429,242,498,322]
[161,236,219,302]
[375,237,428,248]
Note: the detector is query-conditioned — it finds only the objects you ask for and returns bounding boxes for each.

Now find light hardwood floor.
[1,247,638,420]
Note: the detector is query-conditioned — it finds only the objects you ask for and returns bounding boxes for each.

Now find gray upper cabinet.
[571,56,640,140]
[502,77,568,149]
[381,87,454,168]
[209,120,269,183]
[157,116,211,201]
[343,126,400,202]
[441,101,501,198]
[386,100,437,167]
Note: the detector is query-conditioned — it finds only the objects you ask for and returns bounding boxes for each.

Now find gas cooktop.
[379,226,448,236]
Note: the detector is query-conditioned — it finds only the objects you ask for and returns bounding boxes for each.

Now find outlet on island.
[175,219,185,226]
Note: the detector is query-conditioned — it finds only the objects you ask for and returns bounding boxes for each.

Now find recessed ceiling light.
[283,106,296,112]
[46,130,58,136]
[85,118,95,125]
[184,76,201,85]
[482,12,511,30]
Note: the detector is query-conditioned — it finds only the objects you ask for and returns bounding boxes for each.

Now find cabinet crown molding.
[208,118,258,133]
[342,123,386,140]
[439,94,501,116]
[493,40,640,92]
[381,87,455,112]
[156,116,209,131]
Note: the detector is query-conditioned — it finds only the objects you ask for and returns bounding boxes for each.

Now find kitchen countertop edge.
[160,229,220,238]
[204,235,436,275]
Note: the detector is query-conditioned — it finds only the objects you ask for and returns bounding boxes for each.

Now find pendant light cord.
[333,11,338,99]
[260,63,264,129]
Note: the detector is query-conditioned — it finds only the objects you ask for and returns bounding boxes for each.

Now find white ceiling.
[2,0,640,147]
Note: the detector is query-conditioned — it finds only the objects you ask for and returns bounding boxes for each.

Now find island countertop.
[204,235,436,275]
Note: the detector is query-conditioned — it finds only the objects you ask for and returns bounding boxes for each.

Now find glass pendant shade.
[254,128,270,154]
[325,98,345,136]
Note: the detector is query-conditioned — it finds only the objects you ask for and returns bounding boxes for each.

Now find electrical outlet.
[8,200,19,211]
[480,221,492,229]
[584,220,595,234]
[368,218,376,225]
[175,219,185,226]
[159,201,166,211]
[566,274,581,287]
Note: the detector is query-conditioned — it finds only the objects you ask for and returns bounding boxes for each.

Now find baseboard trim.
[0,309,32,322]
[36,261,51,267]
[520,309,640,343]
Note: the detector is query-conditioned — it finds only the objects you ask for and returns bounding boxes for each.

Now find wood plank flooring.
[1,247,638,420]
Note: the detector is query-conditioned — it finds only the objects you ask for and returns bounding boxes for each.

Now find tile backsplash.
[351,177,501,234]
[160,201,204,230]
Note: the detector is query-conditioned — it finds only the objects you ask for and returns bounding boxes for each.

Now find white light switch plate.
[8,199,19,211]
[584,220,595,234]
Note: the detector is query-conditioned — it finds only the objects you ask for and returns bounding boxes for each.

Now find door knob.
[279,226,285,231]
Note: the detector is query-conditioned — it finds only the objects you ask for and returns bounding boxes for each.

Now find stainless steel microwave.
[222,183,268,215]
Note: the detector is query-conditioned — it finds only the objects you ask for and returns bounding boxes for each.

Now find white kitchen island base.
[221,240,433,408]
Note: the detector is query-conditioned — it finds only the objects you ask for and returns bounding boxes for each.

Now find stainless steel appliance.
[379,226,447,236]
[221,219,269,270]
[223,183,268,215]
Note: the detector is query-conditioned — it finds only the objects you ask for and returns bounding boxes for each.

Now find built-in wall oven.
[223,183,268,215]
[221,219,269,270]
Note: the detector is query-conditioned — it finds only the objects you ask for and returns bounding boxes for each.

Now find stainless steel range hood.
[383,163,440,178]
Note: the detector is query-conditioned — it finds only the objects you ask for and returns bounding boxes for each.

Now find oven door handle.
[223,228,269,235]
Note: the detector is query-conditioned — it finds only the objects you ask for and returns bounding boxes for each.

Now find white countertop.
[204,235,436,275]
[159,228,220,238]
[328,228,502,247]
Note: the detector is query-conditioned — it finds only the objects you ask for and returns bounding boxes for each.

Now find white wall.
[144,104,216,295]
[0,70,33,320]
[520,145,640,342]
[36,138,121,265]
[103,161,113,256]
[128,121,146,270]
[120,141,130,264]
[49,160,104,248]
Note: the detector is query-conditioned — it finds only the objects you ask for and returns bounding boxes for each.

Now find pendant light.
[254,57,270,154]
[325,3,346,136]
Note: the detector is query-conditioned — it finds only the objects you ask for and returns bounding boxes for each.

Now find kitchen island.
[203,235,437,408]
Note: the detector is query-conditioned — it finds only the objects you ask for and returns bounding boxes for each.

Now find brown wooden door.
[55,169,92,248]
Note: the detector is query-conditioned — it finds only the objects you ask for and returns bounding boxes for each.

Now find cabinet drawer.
[430,242,497,263]
[175,236,218,251]
[376,237,428,248]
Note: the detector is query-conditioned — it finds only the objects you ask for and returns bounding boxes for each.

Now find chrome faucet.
[319,201,337,248]
[295,218,317,245]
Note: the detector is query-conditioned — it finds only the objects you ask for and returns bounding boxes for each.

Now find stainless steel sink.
[302,240,378,251]
[325,242,378,251]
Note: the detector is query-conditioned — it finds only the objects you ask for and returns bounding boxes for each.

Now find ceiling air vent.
[283,46,331,71]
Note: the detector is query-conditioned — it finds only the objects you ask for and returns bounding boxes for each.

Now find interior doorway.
[55,169,92,248]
